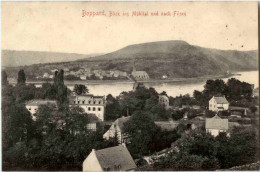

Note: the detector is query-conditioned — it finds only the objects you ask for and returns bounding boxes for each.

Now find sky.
[1,1,258,54]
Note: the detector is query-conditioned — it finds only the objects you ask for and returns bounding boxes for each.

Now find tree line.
[2,70,117,170]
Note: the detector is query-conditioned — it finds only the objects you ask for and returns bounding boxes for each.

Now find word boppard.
[82,10,106,17]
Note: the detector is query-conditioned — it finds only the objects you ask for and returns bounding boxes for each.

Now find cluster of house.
[82,96,231,171]
[25,91,236,171]
[38,67,128,80]
[35,60,152,82]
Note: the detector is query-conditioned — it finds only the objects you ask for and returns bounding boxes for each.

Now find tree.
[3,103,33,146]
[123,111,159,158]
[172,110,184,121]
[17,69,26,85]
[41,83,57,99]
[160,91,168,96]
[2,70,8,85]
[226,78,253,101]
[105,94,121,120]
[73,84,89,95]
[65,106,89,135]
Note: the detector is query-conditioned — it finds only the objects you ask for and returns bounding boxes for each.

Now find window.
[93,107,96,111]
[98,108,101,111]
[89,100,91,104]
[94,101,96,104]
[78,101,80,104]
[88,107,91,111]
[74,101,76,104]
[99,101,101,104]
[29,108,31,110]
[82,100,85,104]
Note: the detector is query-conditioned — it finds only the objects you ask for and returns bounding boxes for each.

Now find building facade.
[209,96,229,111]
[205,114,229,137]
[25,99,57,121]
[83,145,136,172]
[69,94,106,121]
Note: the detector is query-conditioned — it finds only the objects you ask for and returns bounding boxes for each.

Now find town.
[2,67,259,171]
[2,1,259,171]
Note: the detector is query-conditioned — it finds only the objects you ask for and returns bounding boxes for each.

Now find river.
[70,71,258,97]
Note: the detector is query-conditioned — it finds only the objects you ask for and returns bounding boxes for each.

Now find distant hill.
[3,40,258,79]
[1,50,103,67]
[79,40,258,78]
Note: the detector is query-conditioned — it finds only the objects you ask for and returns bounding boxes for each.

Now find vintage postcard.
[1,1,259,171]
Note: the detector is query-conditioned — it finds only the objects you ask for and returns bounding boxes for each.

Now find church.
[131,60,149,80]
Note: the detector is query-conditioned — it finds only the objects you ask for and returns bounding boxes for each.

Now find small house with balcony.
[209,96,229,112]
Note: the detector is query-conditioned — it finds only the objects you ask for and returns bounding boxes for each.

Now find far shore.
[9,73,242,85]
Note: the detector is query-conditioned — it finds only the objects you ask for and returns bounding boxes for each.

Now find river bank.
[19,73,238,85]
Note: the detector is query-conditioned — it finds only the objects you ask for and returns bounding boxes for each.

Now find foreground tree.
[124,111,159,158]
[2,70,8,85]
[17,69,26,85]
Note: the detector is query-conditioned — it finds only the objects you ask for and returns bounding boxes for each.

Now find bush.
[219,110,231,117]
[205,109,216,118]
[172,110,184,120]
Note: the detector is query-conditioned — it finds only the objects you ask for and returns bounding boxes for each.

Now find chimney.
[92,149,95,152]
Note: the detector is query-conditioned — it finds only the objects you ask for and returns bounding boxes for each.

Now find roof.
[88,114,101,123]
[94,145,136,171]
[154,121,178,131]
[132,71,149,75]
[115,116,131,133]
[159,94,169,99]
[206,114,228,130]
[212,96,229,104]
[26,99,57,106]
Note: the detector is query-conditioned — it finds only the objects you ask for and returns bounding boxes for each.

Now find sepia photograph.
[1,1,259,171]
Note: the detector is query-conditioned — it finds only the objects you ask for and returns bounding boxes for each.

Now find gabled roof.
[132,71,149,75]
[88,114,101,123]
[115,116,131,133]
[206,114,228,130]
[212,96,229,104]
[94,145,136,171]
[26,99,57,106]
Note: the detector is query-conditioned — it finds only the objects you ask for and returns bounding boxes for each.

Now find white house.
[80,75,87,80]
[209,96,229,112]
[25,99,57,121]
[103,116,131,144]
[83,145,136,172]
[205,114,228,137]
[158,94,170,109]
[162,75,168,79]
[43,73,50,78]
[69,94,106,121]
